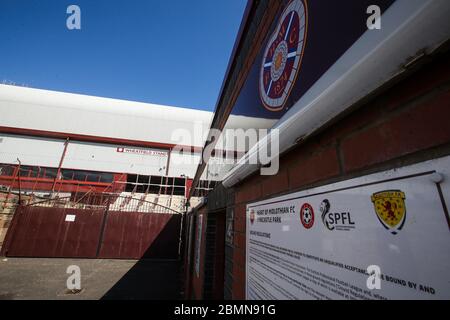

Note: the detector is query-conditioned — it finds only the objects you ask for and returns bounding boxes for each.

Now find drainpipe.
[164,148,172,195]
[16,158,22,205]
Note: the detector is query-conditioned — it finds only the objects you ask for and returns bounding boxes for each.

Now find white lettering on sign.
[65,214,76,222]
[246,156,450,300]
[116,147,168,157]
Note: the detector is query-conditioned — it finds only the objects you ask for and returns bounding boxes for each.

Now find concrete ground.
[0,258,180,300]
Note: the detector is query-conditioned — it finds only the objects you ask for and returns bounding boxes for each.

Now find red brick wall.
[211,212,226,300]
[230,50,450,300]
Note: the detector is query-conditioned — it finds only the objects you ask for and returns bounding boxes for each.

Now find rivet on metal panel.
[430,172,444,184]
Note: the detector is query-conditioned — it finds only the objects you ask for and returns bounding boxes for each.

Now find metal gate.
[0,194,182,259]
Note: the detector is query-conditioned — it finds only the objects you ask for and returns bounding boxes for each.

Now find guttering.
[223,0,450,188]
[0,125,179,150]
[0,126,235,157]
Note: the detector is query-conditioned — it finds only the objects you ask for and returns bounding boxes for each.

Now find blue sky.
[0,0,246,111]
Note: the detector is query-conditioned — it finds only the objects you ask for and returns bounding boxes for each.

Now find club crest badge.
[371,190,406,235]
[250,209,256,225]
[259,0,308,112]
[300,203,314,229]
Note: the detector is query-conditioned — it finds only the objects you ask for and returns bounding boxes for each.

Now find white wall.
[64,142,169,176]
[0,134,65,167]
[168,151,201,179]
[0,133,173,176]
[0,133,230,180]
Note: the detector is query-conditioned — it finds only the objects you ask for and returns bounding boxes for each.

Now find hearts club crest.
[259,0,308,112]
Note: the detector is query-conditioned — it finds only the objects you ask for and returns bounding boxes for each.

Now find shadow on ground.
[0,211,182,300]
[101,259,180,300]
[100,216,182,300]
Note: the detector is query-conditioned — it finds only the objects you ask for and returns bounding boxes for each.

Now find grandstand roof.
[0,84,213,148]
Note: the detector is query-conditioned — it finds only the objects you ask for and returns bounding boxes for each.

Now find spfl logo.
[320,199,355,231]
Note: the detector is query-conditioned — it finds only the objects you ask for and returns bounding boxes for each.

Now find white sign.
[246,156,450,300]
[65,214,76,222]
[116,147,168,157]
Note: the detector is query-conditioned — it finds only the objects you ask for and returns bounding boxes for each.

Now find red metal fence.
[2,206,104,258]
[0,194,182,260]
[98,211,180,259]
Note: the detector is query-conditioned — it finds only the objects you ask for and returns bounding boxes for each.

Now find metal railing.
[20,192,183,215]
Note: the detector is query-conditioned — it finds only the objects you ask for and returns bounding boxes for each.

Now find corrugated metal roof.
[0,84,213,147]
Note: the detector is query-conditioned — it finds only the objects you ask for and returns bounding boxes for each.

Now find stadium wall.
[183,45,450,300]
[225,47,450,299]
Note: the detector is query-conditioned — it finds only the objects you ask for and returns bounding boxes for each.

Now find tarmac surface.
[0,257,180,300]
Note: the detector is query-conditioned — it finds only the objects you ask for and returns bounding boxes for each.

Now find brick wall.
[190,207,207,300]
[0,214,12,250]
[203,211,226,299]
[0,193,18,253]
[228,48,450,300]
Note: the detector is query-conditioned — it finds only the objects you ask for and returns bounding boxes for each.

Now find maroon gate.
[0,194,182,260]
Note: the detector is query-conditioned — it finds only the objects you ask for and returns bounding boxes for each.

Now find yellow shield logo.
[371,190,406,234]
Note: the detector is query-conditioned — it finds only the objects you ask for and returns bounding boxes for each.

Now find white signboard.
[65,214,76,222]
[116,147,168,157]
[246,156,450,300]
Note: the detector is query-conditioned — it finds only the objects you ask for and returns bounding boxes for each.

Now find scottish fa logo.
[300,203,314,229]
[371,190,406,235]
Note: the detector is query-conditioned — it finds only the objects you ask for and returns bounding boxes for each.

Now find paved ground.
[0,258,180,300]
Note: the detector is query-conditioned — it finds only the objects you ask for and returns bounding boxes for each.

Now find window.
[99,173,113,183]
[124,174,186,195]
[86,173,100,182]
[0,164,114,185]
[19,166,32,177]
[61,169,75,180]
[61,169,113,183]
[72,170,87,181]
[173,186,185,196]
[192,180,216,197]
[44,168,57,179]
[0,164,14,176]
[126,174,138,192]
[29,166,41,178]
[150,176,163,185]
